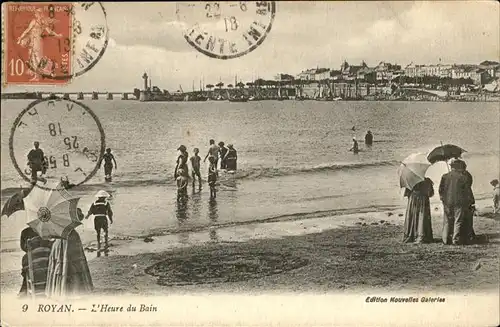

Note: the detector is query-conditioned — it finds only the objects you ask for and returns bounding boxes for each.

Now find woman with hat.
[224,144,238,171]
[174,145,189,179]
[85,190,113,256]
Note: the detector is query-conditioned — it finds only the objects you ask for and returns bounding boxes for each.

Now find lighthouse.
[140,72,149,101]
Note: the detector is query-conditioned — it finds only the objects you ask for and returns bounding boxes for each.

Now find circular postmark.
[176,1,276,60]
[9,98,106,191]
[8,2,109,81]
[37,207,52,222]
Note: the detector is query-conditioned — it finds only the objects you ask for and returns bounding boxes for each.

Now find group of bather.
[174,139,238,199]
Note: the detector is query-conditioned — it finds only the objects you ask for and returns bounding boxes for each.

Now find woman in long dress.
[46,209,93,298]
[403,177,434,243]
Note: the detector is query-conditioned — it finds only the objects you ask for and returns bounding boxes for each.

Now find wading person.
[439,159,470,245]
[174,145,189,179]
[224,144,238,171]
[85,190,113,256]
[101,148,117,181]
[176,168,189,199]
[403,177,434,243]
[203,139,220,167]
[218,142,228,170]
[208,156,218,199]
[491,179,500,214]
[365,130,373,146]
[27,141,47,181]
[190,148,202,189]
[349,137,359,154]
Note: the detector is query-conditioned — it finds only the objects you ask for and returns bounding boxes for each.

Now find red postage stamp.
[4,2,72,85]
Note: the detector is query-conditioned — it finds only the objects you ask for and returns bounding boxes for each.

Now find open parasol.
[427,143,466,164]
[23,182,81,240]
[398,152,431,190]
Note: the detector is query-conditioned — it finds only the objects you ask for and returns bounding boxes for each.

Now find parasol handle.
[441,141,450,172]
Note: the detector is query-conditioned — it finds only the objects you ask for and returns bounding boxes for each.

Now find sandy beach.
[2,198,498,296]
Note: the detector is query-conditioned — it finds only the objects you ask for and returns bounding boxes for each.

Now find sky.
[2,1,499,93]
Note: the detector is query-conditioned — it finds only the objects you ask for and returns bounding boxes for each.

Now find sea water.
[1,100,499,254]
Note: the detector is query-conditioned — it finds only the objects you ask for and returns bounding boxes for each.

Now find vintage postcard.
[1,1,499,326]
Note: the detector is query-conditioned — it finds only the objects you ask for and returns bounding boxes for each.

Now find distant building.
[374,62,402,81]
[404,63,452,78]
[451,65,489,85]
[478,60,500,78]
[274,73,295,81]
[314,68,331,81]
[330,70,342,80]
[296,68,317,81]
[340,61,368,80]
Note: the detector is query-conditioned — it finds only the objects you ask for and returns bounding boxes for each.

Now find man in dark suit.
[439,159,473,245]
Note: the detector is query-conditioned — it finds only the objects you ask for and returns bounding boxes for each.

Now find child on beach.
[491,179,500,213]
[208,156,217,199]
[85,190,113,257]
[101,148,117,181]
[176,169,189,199]
[190,148,202,189]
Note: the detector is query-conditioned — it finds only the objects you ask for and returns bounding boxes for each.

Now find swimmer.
[176,168,189,199]
[365,130,373,146]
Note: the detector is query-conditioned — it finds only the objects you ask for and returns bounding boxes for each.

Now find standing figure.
[101,148,117,182]
[218,142,228,169]
[224,144,238,171]
[438,159,471,245]
[491,179,500,214]
[176,168,189,199]
[27,141,47,182]
[18,227,52,298]
[365,130,373,146]
[403,178,434,243]
[203,139,220,167]
[16,8,62,81]
[175,145,189,178]
[349,137,359,154]
[208,156,218,199]
[457,160,476,242]
[85,190,113,256]
[190,148,202,189]
[46,224,94,298]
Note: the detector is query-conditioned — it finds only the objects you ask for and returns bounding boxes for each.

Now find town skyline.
[2,1,499,93]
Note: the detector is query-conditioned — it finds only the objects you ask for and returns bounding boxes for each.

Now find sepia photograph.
[1,1,499,326]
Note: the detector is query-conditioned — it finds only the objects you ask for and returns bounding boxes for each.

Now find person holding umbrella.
[399,153,434,243]
[438,158,472,245]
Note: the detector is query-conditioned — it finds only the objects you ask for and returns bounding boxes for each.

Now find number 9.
[22,304,28,312]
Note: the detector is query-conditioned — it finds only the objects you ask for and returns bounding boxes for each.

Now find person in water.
[204,139,220,167]
[350,137,359,154]
[101,148,117,180]
[218,142,228,170]
[491,179,500,214]
[176,168,189,199]
[27,141,47,181]
[224,144,238,171]
[208,156,217,199]
[190,148,202,189]
[85,190,113,256]
[365,130,373,146]
[175,145,189,178]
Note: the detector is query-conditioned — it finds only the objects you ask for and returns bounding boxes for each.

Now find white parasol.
[24,181,81,240]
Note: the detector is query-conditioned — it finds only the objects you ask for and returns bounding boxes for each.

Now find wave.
[0,160,400,195]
